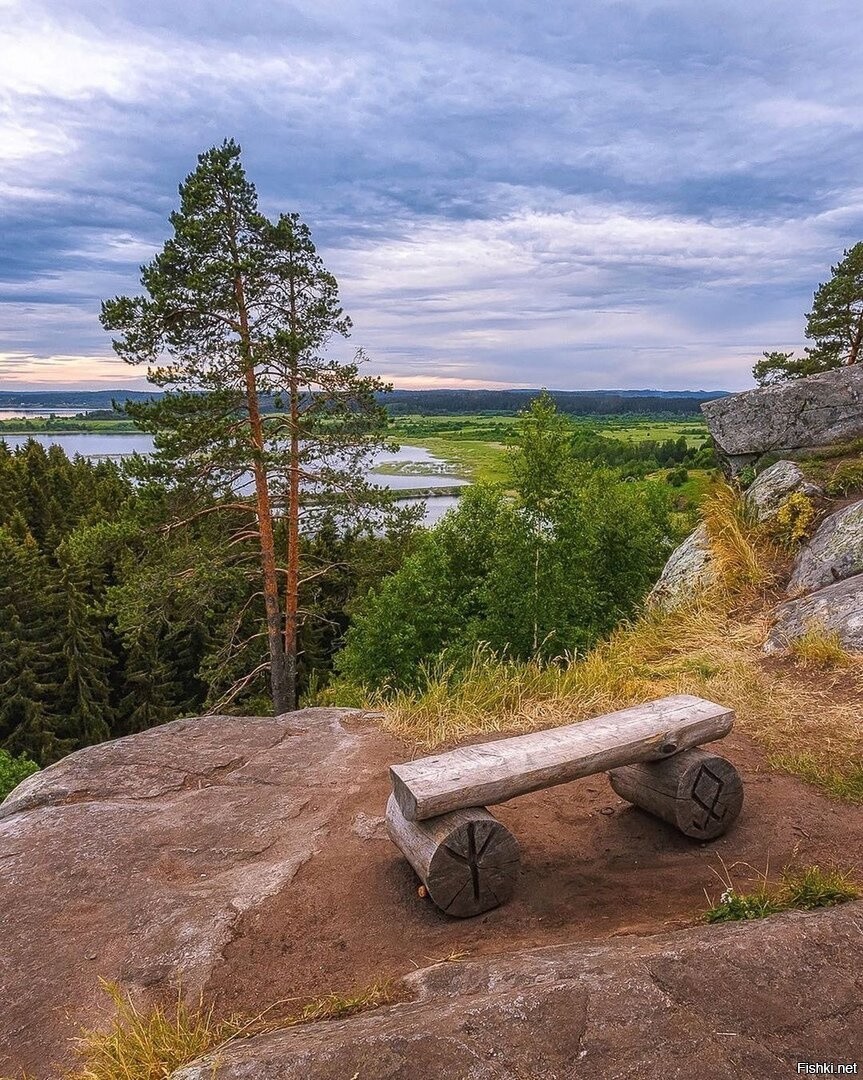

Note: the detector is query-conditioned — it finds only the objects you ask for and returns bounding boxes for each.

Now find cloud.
[2,0,863,390]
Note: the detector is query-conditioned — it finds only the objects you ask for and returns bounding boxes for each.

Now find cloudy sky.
[3,0,863,392]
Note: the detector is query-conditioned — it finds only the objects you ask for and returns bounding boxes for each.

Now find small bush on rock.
[0,749,39,802]
[768,492,817,546]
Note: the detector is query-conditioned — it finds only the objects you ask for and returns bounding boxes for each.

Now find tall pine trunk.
[234,273,290,714]
[284,361,300,710]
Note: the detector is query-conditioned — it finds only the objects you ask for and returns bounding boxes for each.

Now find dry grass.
[788,624,853,669]
[15,978,397,1080]
[65,982,241,1080]
[369,482,863,802]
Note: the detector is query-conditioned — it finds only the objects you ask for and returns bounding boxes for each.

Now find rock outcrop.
[788,498,863,595]
[648,461,824,609]
[764,574,863,654]
[174,902,863,1080]
[702,366,863,474]
[743,459,821,521]
[648,522,716,608]
[0,708,395,1079]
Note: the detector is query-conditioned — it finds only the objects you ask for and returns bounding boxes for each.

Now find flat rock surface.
[789,498,863,595]
[744,459,821,521]
[702,365,863,461]
[766,573,863,653]
[648,522,716,608]
[4,711,863,1078]
[175,902,863,1080]
[0,708,398,1079]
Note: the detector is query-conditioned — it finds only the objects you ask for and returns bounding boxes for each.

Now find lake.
[0,432,468,525]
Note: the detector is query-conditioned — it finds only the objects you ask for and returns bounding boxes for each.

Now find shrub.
[768,492,817,546]
[736,464,757,489]
[0,749,39,802]
[334,474,673,693]
[665,465,689,487]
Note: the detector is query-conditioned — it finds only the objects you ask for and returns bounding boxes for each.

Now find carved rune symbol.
[690,764,726,832]
[444,822,494,902]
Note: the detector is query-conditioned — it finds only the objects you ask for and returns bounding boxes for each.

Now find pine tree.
[102,140,399,711]
[754,242,863,384]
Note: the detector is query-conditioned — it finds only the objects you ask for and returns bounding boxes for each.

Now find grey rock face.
[702,366,863,472]
[744,460,821,522]
[174,903,863,1080]
[788,498,863,595]
[648,522,715,608]
[764,574,863,653]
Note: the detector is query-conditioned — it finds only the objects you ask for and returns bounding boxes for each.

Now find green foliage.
[704,887,783,923]
[0,748,39,801]
[767,492,817,546]
[737,464,757,488]
[334,397,674,692]
[101,139,408,712]
[752,349,830,385]
[705,865,859,923]
[754,242,863,383]
[665,465,689,487]
[824,459,863,497]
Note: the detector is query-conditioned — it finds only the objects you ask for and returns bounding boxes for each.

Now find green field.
[0,417,138,433]
[389,413,711,486]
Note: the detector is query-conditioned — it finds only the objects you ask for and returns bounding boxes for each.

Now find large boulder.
[702,366,863,474]
[174,902,863,1080]
[764,574,863,653]
[647,522,716,608]
[743,460,821,522]
[788,498,863,595]
[0,708,396,1079]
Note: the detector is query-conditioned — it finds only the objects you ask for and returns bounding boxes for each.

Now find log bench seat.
[385,693,743,917]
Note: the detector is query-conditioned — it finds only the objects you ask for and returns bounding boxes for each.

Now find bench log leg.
[608,748,743,840]
[386,794,520,917]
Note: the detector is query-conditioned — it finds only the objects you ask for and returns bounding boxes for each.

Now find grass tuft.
[704,863,859,923]
[770,753,863,802]
[700,482,781,594]
[65,981,242,1080]
[787,624,852,669]
[30,978,396,1080]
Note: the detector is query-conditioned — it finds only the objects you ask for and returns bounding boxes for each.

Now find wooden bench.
[386,694,743,917]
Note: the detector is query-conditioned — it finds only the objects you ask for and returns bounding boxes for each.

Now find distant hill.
[0,387,730,418]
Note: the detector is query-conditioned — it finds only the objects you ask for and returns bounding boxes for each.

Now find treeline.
[570,429,716,477]
[0,388,726,420]
[383,389,724,416]
[0,441,411,766]
[0,397,691,767]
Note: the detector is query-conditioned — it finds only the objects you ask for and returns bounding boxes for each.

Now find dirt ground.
[206,717,863,1017]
